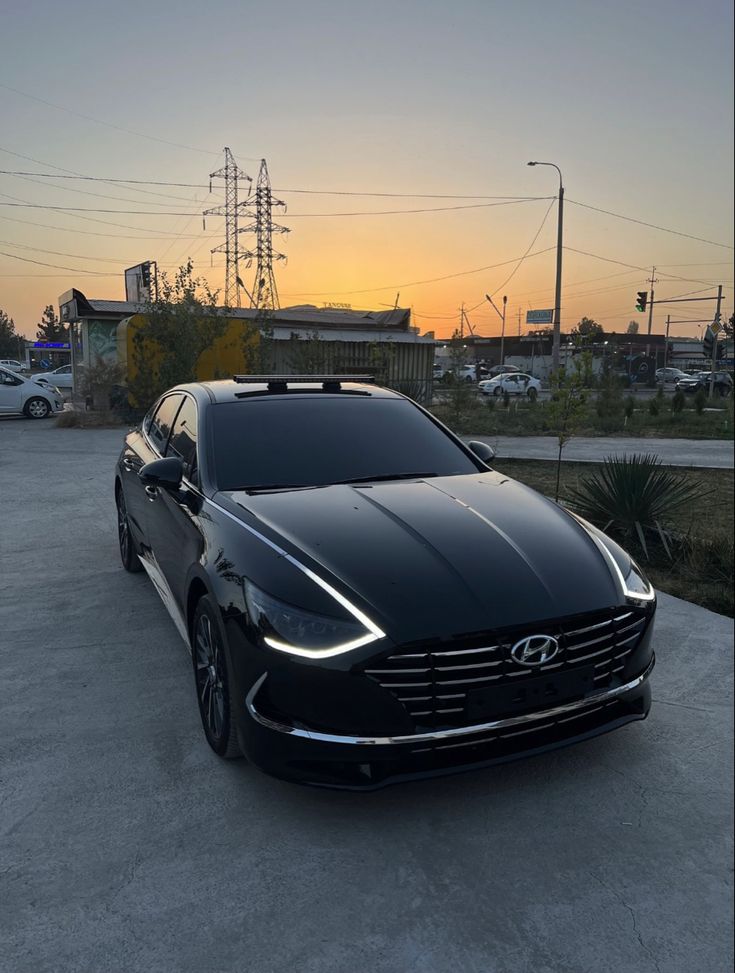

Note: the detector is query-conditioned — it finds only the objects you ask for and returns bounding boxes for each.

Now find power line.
[0,170,552,201]
[0,212,204,239]
[2,169,209,207]
[0,198,552,218]
[0,82,252,159]
[0,249,115,275]
[0,146,214,204]
[280,247,556,297]
[567,198,734,250]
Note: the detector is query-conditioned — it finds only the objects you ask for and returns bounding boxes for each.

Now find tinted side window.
[167,396,199,483]
[148,394,183,454]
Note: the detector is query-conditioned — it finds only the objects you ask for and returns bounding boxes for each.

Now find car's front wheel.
[192,595,242,759]
[115,486,142,573]
[24,397,51,419]
[493,385,503,397]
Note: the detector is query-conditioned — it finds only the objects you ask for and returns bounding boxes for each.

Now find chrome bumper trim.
[245,656,655,747]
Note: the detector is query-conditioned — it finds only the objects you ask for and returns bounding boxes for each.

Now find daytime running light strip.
[207,498,386,648]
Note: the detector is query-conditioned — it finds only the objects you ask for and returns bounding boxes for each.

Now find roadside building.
[58,288,435,402]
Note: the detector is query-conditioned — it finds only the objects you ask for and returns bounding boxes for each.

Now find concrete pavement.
[463,434,735,468]
[1,420,733,973]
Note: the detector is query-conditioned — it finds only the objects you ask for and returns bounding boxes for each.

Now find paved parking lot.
[1,419,733,973]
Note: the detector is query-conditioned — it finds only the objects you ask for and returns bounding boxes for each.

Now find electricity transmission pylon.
[203,148,252,308]
[240,159,289,310]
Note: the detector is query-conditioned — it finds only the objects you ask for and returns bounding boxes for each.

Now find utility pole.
[527,161,564,373]
[460,303,465,339]
[517,307,522,337]
[645,266,657,358]
[709,284,723,399]
[203,148,252,308]
[500,295,508,366]
[665,314,670,369]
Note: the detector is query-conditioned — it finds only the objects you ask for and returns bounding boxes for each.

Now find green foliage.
[545,353,591,500]
[671,389,686,414]
[0,308,21,358]
[624,395,636,419]
[128,261,224,408]
[285,329,329,373]
[694,388,707,414]
[444,330,475,420]
[485,397,495,412]
[568,453,703,559]
[79,359,126,412]
[502,390,510,408]
[36,305,67,342]
[595,371,625,431]
[648,396,660,416]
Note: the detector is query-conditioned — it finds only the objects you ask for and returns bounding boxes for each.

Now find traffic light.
[635,291,648,312]
[703,325,715,359]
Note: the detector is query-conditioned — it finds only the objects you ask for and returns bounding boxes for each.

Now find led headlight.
[244,580,383,658]
[571,514,655,603]
[622,559,655,602]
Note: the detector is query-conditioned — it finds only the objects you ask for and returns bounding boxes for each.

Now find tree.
[36,305,67,342]
[626,320,640,334]
[572,317,604,340]
[545,353,591,501]
[128,260,225,407]
[0,309,21,359]
[724,314,734,339]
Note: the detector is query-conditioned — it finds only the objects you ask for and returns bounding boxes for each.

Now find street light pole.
[528,161,563,374]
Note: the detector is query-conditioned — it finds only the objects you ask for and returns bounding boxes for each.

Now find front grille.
[364,606,650,729]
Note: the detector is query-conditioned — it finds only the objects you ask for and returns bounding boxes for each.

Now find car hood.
[224,472,621,644]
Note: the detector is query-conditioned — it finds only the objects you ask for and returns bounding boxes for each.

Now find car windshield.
[212,396,480,491]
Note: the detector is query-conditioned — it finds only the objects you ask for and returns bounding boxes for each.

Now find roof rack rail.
[232,374,375,392]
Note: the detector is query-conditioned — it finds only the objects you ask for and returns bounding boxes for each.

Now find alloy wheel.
[117,492,130,563]
[194,614,226,742]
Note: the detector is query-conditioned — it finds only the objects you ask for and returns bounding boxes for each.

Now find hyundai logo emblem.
[510,634,560,667]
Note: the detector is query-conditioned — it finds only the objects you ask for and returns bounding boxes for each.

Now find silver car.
[0,366,64,419]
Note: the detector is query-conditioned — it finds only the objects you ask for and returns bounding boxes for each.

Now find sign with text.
[526,309,553,325]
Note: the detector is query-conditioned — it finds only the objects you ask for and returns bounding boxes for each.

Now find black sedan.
[115,376,656,788]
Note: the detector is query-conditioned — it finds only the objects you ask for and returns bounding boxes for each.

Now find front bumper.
[238,656,655,789]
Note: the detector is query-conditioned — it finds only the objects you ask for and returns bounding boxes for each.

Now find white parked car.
[33,363,74,389]
[480,372,542,400]
[0,359,24,372]
[0,365,64,419]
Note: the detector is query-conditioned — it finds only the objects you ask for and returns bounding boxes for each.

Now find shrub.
[567,453,703,558]
[648,397,660,416]
[694,388,707,414]
[671,389,686,414]
[624,395,635,419]
[486,397,496,412]
[502,390,510,408]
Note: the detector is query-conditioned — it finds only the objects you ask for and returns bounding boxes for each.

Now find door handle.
[144,485,159,501]
[122,458,136,472]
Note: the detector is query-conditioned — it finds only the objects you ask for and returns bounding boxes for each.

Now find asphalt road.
[463,434,735,468]
[1,420,733,973]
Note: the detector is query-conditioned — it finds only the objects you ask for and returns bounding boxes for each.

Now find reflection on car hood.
[225,472,620,643]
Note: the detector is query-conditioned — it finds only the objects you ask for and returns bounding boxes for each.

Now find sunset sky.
[1,0,732,341]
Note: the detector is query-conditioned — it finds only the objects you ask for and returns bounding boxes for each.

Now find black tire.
[24,396,51,419]
[115,485,142,573]
[527,387,538,402]
[191,595,242,759]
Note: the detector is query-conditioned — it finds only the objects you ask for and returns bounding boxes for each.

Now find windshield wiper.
[241,483,314,495]
[331,472,440,485]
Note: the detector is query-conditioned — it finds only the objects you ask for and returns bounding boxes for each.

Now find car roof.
[176,378,404,405]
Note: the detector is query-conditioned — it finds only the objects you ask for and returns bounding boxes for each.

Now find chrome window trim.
[244,656,655,747]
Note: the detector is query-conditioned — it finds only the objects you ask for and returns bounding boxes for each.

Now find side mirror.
[467,440,496,465]
[139,457,183,490]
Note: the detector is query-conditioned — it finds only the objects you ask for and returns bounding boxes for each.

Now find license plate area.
[467,666,596,719]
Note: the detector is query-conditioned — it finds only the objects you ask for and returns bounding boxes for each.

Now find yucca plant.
[567,453,703,559]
